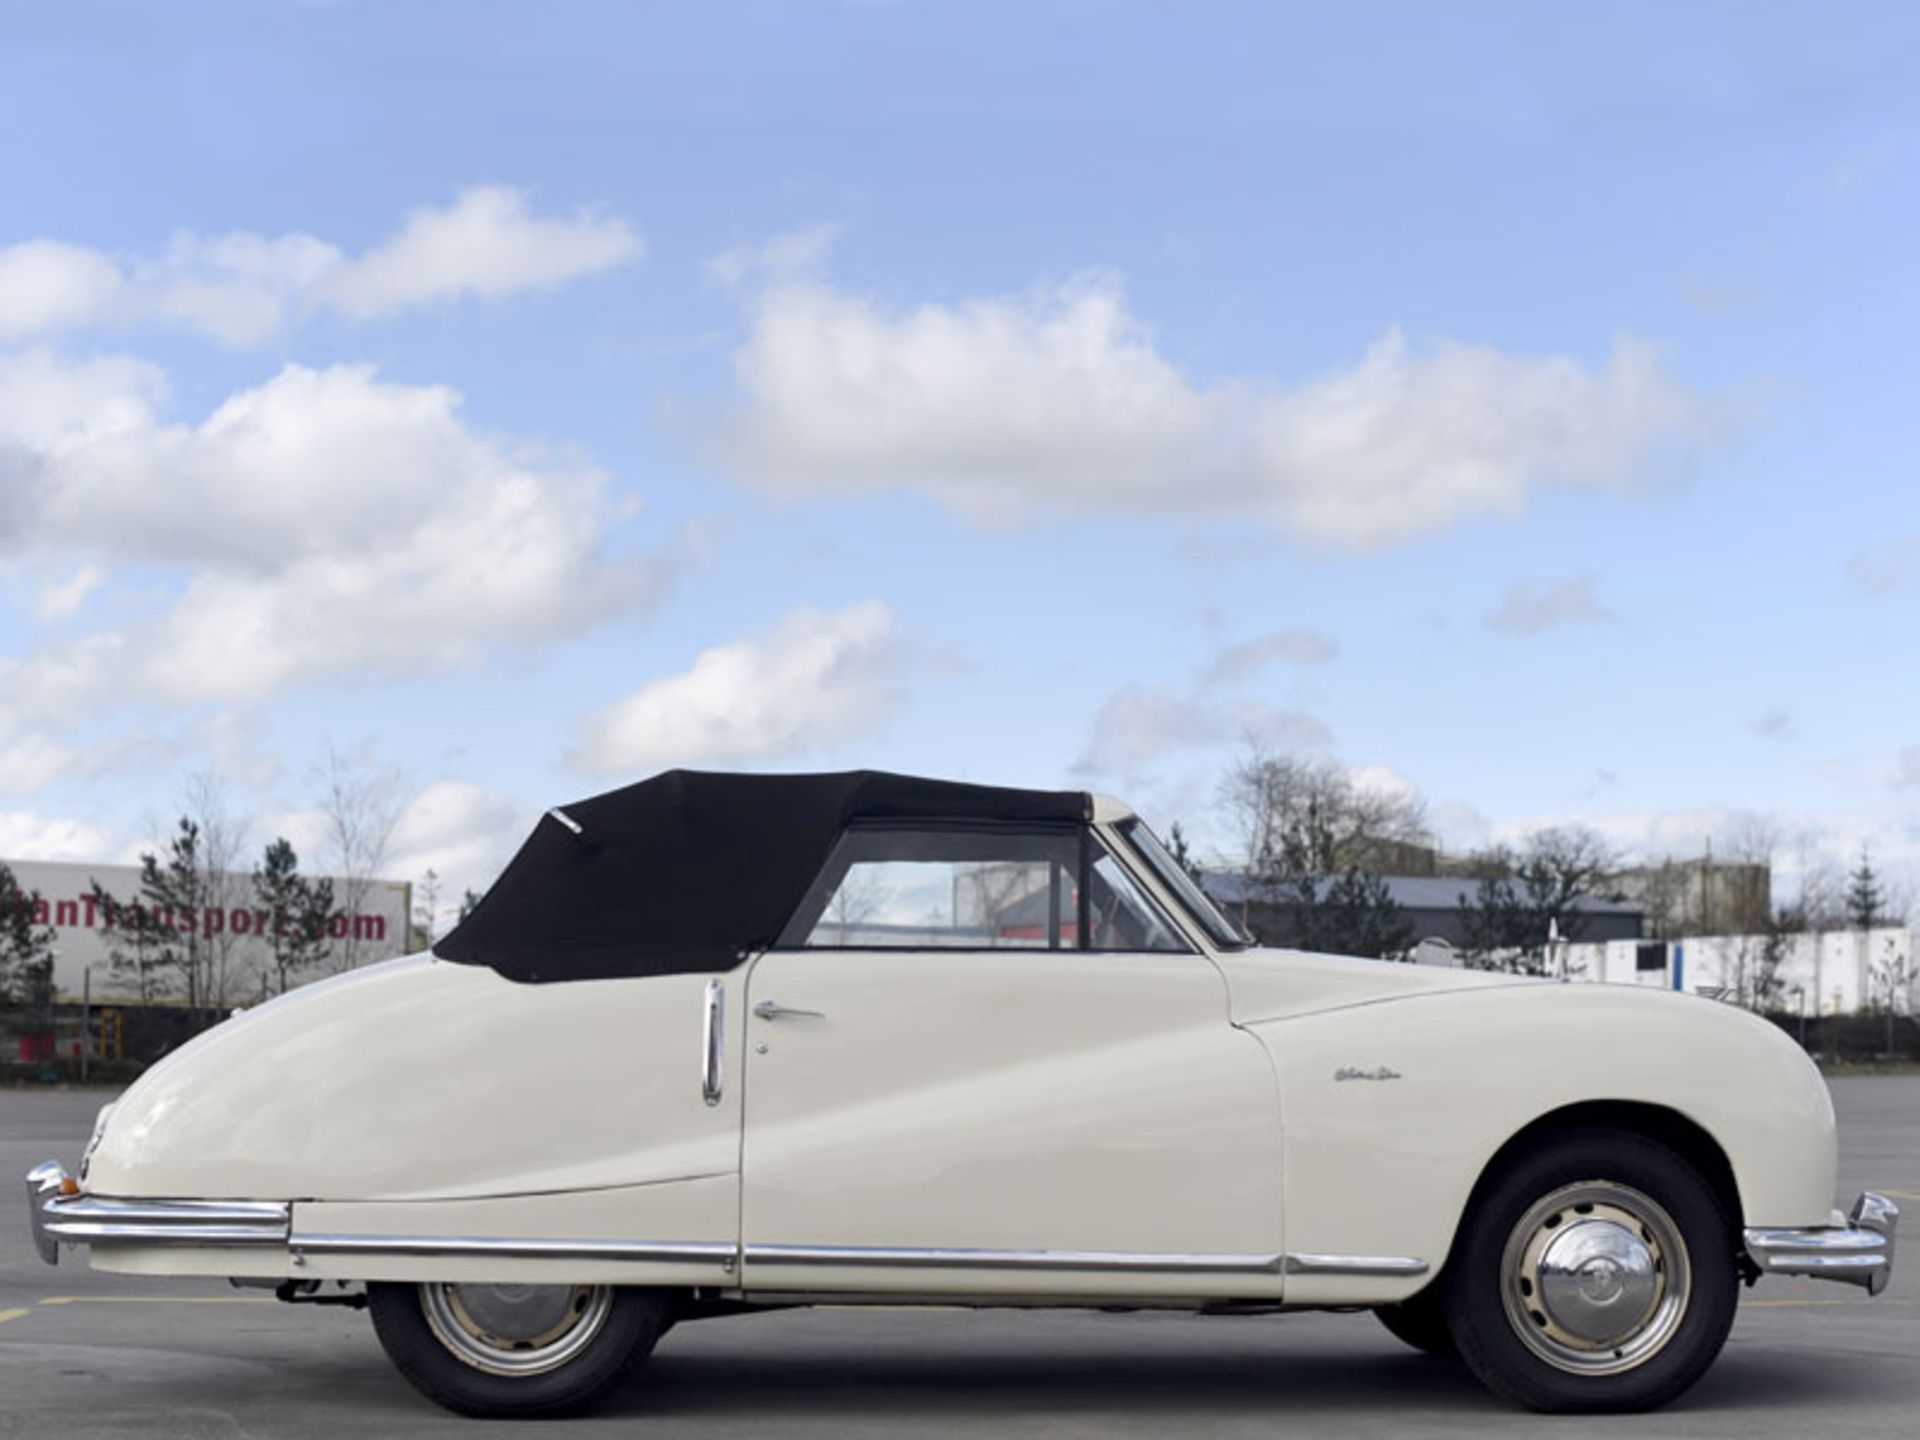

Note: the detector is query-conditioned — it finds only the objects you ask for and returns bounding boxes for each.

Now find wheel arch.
[1424,1100,1744,1290]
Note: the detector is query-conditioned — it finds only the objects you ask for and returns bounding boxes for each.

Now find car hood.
[1215,946,1540,1025]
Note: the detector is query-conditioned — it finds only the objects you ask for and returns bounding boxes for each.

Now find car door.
[738,822,1286,1299]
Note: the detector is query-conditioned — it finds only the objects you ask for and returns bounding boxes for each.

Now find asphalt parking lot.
[1,1079,1914,1439]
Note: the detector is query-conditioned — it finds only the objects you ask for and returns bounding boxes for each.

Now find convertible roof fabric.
[433,769,1091,982]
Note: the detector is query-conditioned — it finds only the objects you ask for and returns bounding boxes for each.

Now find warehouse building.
[1,856,411,1005]
[1199,870,1648,952]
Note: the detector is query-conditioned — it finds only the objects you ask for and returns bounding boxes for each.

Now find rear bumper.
[1744,1192,1899,1296]
[25,1160,290,1267]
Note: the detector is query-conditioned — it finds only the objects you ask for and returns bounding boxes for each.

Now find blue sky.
[2,0,1916,919]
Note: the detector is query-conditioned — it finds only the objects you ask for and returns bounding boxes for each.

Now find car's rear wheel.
[1443,1129,1738,1412]
[368,1281,669,1417]
[1375,1284,1458,1357]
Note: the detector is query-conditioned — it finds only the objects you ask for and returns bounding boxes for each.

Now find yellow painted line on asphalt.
[39,1295,273,1305]
[0,1308,29,1324]
[1876,1188,1920,1201]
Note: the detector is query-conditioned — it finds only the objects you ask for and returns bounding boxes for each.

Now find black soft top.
[433,769,1091,983]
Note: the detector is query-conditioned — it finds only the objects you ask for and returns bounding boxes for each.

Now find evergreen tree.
[87,882,170,1005]
[1248,792,1417,959]
[252,838,337,995]
[0,862,56,1008]
[87,820,217,1013]
[1846,846,1886,931]
[1165,823,1204,881]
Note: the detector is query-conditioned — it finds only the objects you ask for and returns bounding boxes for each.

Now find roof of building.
[1198,869,1644,916]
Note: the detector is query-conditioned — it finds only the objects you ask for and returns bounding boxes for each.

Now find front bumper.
[1744,1192,1899,1296]
[25,1161,290,1267]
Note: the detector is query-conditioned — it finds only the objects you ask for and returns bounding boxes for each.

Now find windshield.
[1118,817,1250,950]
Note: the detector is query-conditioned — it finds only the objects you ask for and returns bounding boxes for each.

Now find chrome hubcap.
[1501,1181,1689,1375]
[420,1282,612,1376]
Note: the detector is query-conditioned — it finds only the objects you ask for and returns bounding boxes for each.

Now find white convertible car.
[26,771,1896,1417]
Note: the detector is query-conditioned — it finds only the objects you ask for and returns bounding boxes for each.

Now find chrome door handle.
[752,999,825,1021]
[701,979,725,1106]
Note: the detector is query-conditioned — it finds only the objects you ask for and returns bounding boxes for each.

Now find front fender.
[1249,981,1835,1304]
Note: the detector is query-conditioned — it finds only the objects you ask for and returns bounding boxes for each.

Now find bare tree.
[1868,934,1913,1058]
[315,747,404,973]
[1721,921,1788,1014]
[1220,744,1430,878]
[1219,744,1430,958]
[1457,826,1621,974]
[1778,836,1845,935]
[182,770,251,1006]
[412,868,443,951]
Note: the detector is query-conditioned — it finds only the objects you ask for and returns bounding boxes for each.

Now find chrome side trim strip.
[1744,1192,1897,1296]
[701,978,725,1107]
[745,1244,1283,1274]
[290,1234,739,1267]
[1283,1252,1430,1277]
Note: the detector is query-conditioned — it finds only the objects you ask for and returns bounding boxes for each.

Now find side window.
[783,829,1081,949]
[1088,849,1188,952]
[779,826,1193,953]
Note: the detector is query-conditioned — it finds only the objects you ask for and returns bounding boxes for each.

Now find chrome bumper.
[1744,1192,1899,1296]
[25,1160,290,1268]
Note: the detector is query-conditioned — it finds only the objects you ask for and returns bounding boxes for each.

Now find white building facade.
[1567,927,1916,1017]
[3,857,412,1004]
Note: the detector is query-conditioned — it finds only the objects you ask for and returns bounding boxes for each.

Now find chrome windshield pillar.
[1744,1192,1898,1296]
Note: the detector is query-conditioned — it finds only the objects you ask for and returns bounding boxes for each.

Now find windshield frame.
[1116,817,1251,950]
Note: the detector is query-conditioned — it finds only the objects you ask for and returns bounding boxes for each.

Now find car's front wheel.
[1443,1129,1739,1413]
[368,1281,670,1417]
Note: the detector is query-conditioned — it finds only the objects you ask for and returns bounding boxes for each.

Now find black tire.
[1442,1129,1738,1413]
[368,1281,670,1418]
[1375,1284,1458,1358]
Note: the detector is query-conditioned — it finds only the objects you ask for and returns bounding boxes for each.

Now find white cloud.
[706,224,837,290]
[318,187,639,319]
[0,734,73,794]
[572,601,904,774]
[1074,684,1332,778]
[137,229,345,345]
[33,564,106,622]
[0,810,113,861]
[1831,140,1897,199]
[1347,763,1423,808]
[388,780,527,907]
[1848,534,1920,597]
[0,355,660,720]
[0,241,122,341]
[1893,747,1920,790]
[0,187,638,346]
[1485,576,1613,634]
[1199,628,1338,686]
[721,275,1715,547]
